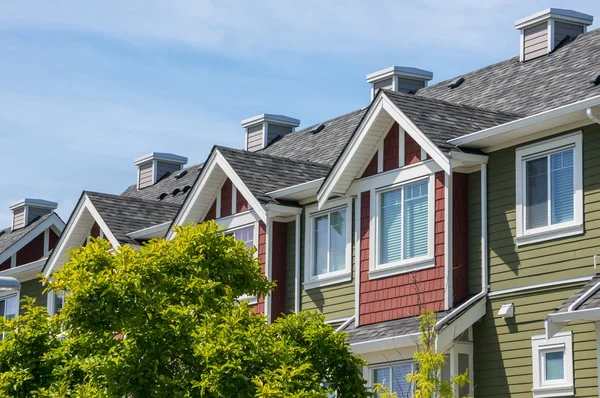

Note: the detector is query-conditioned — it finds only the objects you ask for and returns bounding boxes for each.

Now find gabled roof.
[0,212,64,260]
[121,162,203,204]
[555,274,600,313]
[259,108,367,166]
[85,192,180,245]
[417,29,600,115]
[384,90,521,152]
[216,146,330,205]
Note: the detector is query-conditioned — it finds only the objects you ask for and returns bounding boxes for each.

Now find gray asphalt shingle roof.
[86,192,180,245]
[0,213,55,256]
[216,146,331,204]
[416,29,600,115]
[384,90,521,152]
[121,162,203,204]
[556,274,600,313]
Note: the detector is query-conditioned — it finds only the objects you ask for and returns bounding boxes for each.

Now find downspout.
[436,163,488,329]
[294,214,301,314]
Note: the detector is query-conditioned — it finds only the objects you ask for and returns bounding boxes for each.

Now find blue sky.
[1,0,600,225]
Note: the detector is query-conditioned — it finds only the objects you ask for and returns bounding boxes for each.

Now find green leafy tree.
[0,221,369,398]
[373,310,470,398]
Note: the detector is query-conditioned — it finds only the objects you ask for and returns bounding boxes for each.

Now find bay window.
[372,175,434,278]
[304,198,352,289]
[516,132,583,245]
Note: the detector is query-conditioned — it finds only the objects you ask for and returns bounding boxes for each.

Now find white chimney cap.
[241,114,300,128]
[515,8,593,30]
[9,199,58,211]
[366,66,433,83]
[134,152,188,166]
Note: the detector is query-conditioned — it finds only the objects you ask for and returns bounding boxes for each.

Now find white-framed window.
[226,222,259,305]
[370,175,435,279]
[0,294,19,320]
[516,132,583,246]
[369,361,416,397]
[531,331,574,397]
[47,290,67,315]
[304,198,352,290]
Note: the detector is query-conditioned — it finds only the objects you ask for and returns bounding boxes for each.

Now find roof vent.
[174,170,188,179]
[515,8,592,62]
[158,193,168,200]
[183,185,192,193]
[135,152,188,190]
[591,75,600,86]
[366,66,433,100]
[311,124,326,134]
[172,188,181,196]
[241,114,300,152]
[9,199,57,231]
[447,76,465,89]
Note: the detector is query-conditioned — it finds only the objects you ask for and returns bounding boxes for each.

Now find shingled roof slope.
[259,108,367,166]
[86,192,180,245]
[416,29,600,115]
[556,274,600,313]
[0,213,56,255]
[216,146,331,204]
[384,90,521,152]
[121,162,203,204]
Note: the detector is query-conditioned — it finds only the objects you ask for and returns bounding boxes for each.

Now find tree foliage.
[0,222,369,397]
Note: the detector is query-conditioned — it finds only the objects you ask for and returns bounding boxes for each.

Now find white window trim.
[369,174,435,280]
[0,291,20,319]
[304,198,352,290]
[515,132,583,246]
[368,360,416,395]
[531,331,574,398]
[225,221,260,305]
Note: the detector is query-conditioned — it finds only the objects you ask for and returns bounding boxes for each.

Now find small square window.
[531,332,573,397]
[516,132,583,246]
[304,198,352,290]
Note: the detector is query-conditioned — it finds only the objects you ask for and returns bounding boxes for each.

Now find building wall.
[12,207,25,230]
[155,162,180,182]
[523,22,548,61]
[220,179,233,218]
[554,21,584,47]
[15,232,44,266]
[138,161,154,189]
[285,221,296,313]
[246,124,263,152]
[19,278,46,313]
[468,171,482,295]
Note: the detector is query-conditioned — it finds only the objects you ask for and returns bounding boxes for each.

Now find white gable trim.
[166,149,267,240]
[317,92,450,207]
[43,195,120,278]
[0,213,65,265]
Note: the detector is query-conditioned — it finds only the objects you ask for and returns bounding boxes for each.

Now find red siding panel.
[271,222,287,320]
[405,133,422,165]
[0,258,10,271]
[362,153,378,178]
[253,221,267,315]
[49,229,59,251]
[358,171,446,325]
[204,200,217,222]
[15,232,44,266]
[452,173,469,305]
[220,179,233,218]
[90,222,101,238]
[383,124,399,172]
[236,189,249,213]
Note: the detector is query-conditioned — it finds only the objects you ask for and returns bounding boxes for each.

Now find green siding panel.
[19,278,46,314]
[487,124,600,292]
[474,286,598,397]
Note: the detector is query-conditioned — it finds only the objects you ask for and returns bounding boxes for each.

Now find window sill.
[303,272,351,290]
[516,224,583,246]
[369,258,435,280]
[531,384,574,397]
[238,295,258,305]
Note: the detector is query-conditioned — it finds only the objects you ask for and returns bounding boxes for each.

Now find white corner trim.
[436,298,486,351]
[335,315,355,332]
[294,214,301,314]
[354,194,361,327]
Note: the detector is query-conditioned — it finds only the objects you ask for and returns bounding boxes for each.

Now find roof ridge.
[385,89,523,118]
[85,191,181,208]
[216,145,331,170]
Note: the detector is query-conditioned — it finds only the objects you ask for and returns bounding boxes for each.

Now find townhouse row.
[3,7,600,397]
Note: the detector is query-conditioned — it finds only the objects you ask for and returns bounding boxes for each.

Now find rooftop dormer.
[366,66,433,100]
[241,114,300,152]
[9,199,58,231]
[135,152,188,190]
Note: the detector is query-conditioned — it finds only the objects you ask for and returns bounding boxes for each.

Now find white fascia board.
[241,114,300,128]
[448,95,600,149]
[548,308,600,324]
[126,221,172,240]
[84,198,121,249]
[0,213,65,265]
[448,151,489,166]
[366,66,433,83]
[350,332,420,355]
[265,203,303,217]
[9,199,58,211]
[0,258,45,282]
[266,178,324,200]
[436,298,486,351]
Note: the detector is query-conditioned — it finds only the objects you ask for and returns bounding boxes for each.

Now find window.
[304,198,352,290]
[226,223,258,305]
[370,362,415,397]
[48,290,67,316]
[0,295,18,320]
[372,176,434,279]
[531,332,573,397]
[516,132,583,246]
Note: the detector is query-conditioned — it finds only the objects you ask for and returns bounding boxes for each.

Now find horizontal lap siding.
[220,179,233,218]
[488,124,600,291]
[12,207,25,230]
[474,286,598,397]
[246,124,263,152]
[359,172,445,325]
[19,278,46,313]
[300,203,355,321]
[373,77,393,91]
[523,22,548,61]
[138,162,154,189]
